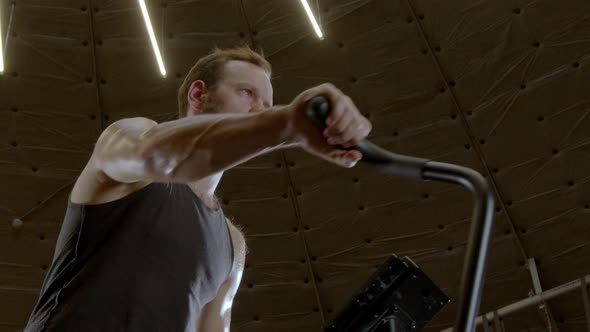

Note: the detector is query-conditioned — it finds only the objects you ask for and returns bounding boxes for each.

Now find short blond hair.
[177,46,272,118]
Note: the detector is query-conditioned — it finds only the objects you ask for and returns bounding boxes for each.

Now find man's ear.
[187,80,207,115]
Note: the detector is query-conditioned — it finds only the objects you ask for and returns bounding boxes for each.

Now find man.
[25,47,371,331]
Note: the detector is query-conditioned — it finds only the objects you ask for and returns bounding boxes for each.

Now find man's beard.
[200,90,225,114]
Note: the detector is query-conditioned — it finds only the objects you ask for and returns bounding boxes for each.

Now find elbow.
[138,139,213,183]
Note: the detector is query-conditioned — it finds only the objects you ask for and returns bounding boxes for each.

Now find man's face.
[201,60,273,115]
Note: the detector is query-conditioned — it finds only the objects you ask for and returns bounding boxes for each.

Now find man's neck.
[188,172,223,210]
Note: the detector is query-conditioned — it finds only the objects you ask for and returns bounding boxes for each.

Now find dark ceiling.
[1,0,590,331]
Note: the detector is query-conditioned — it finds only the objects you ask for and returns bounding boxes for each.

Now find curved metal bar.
[306,96,496,332]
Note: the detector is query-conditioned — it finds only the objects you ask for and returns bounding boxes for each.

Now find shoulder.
[70,117,157,205]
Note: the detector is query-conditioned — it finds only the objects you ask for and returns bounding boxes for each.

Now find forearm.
[139,107,295,182]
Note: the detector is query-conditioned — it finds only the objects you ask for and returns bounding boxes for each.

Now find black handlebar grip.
[304,96,332,130]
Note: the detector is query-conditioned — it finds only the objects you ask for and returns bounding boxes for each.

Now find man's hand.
[286,83,372,168]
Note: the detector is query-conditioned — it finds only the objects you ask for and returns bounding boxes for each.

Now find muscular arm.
[94,108,294,184]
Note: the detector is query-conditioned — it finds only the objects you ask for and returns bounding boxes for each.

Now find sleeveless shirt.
[24,182,234,332]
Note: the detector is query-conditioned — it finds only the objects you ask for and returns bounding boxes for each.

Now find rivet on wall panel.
[11,218,23,230]
[41,265,47,271]
[253,315,260,321]
[86,77,93,83]
[11,107,17,112]
[537,115,544,122]
[82,40,88,46]
[552,148,559,155]
[438,224,445,230]
[10,140,17,147]
[449,80,456,87]
[40,235,45,240]
[450,114,457,119]
[97,40,103,46]
[293,227,298,232]
[504,229,510,235]
[94,7,100,13]
[418,14,424,20]
[289,161,295,167]
[317,277,323,283]
[479,139,486,145]
[506,200,513,207]
[365,238,371,244]
[222,199,229,205]
[337,42,344,49]
[584,203,589,210]
[304,225,310,231]
[434,46,441,53]
[300,258,306,263]
[521,228,527,234]
[304,278,309,284]
[406,17,413,23]
[532,41,540,48]
[81,5,87,12]
[493,168,499,174]
[351,76,357,83]
[89,114,96,120]
[520,84,527,90]
[447,246,453,251]
[247,283,253,288]
[282,193,288,199]
[420,49,428,55]
[495,207,501,213]
[358,205,365,211]
[467,110,473,116]
[568,180,575,187]
[392,131,399,137]
[513,8,521,14]
[297,191,302,196]
[464,143,471,150]
[32,167,38,173]
[100,79,106,85]
[103,114,109,121]
[423,193,429,199]
[311,256,317,262]
[238,32,245,38]
[572,61,580,68]
[353,177,359,183]
[439,87,446,93]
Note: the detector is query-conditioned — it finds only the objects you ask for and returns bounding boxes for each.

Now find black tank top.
[24,182,234,332]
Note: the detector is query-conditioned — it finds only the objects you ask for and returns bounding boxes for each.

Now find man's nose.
[249,99,263,113]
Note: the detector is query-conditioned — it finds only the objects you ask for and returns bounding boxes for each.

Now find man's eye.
[240,89,253,97]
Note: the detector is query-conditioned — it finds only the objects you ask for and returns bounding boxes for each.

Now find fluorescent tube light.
[138,0,166,76]
[0,4,4,74]
[300,0,323,39]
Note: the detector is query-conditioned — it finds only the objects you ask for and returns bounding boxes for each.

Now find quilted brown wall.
[1,0,590,331]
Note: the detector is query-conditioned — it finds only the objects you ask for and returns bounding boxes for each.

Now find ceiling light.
[138,0,166,77]
[300,0,324,40]
[0,4,5,73]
